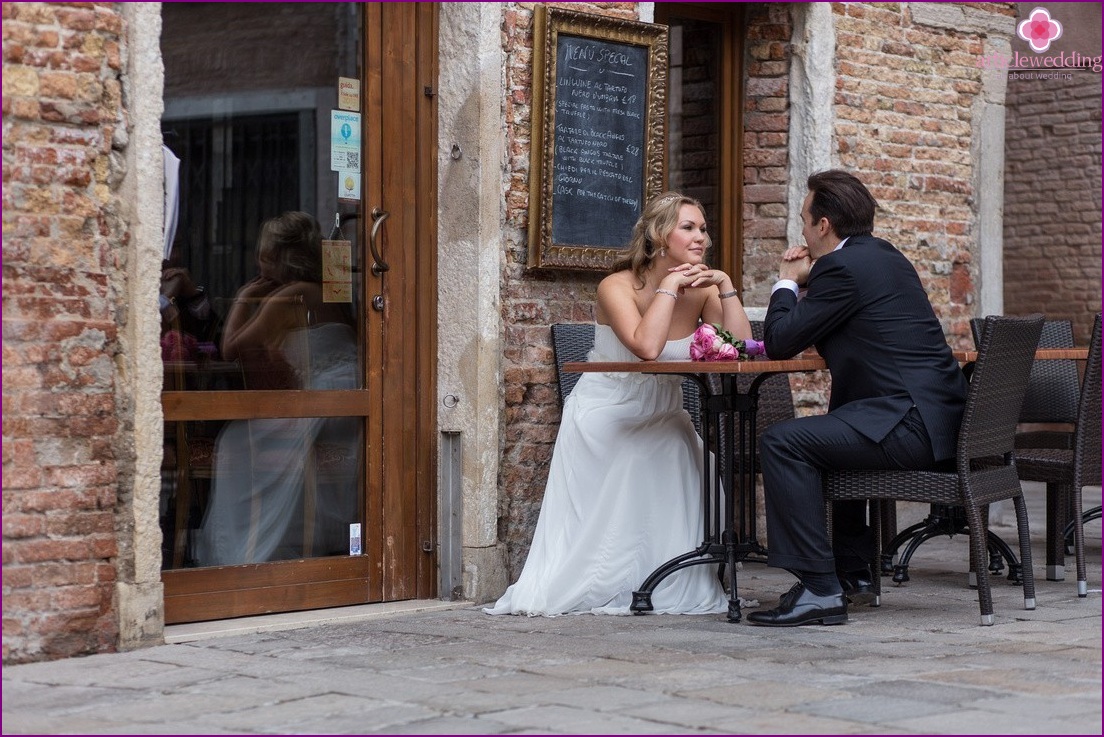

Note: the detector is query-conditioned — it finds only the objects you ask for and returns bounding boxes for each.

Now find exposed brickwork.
[499,3,801,575]
[834,2,1015,349]
[741,3,793,309]
[1003,72,1102,344]
[3,1,128,663]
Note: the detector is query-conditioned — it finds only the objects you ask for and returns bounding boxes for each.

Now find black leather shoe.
[746,582,848,627]
[838,567,877,606]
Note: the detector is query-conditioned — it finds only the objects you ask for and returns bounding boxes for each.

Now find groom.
[751,170,968,626]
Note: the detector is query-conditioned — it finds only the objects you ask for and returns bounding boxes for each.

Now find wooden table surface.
[563,347,1088,375]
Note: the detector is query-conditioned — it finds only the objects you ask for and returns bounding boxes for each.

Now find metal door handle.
[369,207,390,276]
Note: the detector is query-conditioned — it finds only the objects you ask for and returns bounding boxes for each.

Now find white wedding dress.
[195,323,359,566]
[485,324,727,616]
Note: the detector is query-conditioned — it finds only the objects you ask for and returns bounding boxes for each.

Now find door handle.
[369,207,390,276]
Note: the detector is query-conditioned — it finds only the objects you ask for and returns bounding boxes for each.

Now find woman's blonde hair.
[257,211,323,283]
[611,191,709,287]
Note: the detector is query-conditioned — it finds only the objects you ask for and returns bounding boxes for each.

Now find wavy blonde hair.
[257,211,323,284]
[611,191,710,287]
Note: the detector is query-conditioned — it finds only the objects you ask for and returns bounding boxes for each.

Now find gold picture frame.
[527,7,668,271]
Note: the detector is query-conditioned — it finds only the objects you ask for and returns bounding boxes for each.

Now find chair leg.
[1045,482,1070,580]
[869,500,883,606]
[1069,483,1087,597]
[878,501,897,571]
[963,503,995,625]
[1012,493,1037,609]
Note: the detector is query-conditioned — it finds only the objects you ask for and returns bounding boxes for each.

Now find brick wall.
[1003,72,1102,344]
[741,3,792,309]
[499,2,637,575]
[2,1,128,663]
[833,3,1016,348]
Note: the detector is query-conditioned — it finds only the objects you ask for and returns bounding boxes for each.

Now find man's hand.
[779,246,812,286]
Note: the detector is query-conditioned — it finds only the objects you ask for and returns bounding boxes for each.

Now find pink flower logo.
[1017,7,1063,53]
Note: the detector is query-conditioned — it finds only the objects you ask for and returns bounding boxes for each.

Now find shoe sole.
[747,612,848,627]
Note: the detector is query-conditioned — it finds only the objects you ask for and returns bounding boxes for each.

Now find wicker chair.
[971,316,1081,581]
[823,314,1043,625]
[1014,313,1102,597]
[970,317,1080,452]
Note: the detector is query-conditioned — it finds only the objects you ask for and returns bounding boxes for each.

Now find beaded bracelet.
[655,288,679,300]
[718,290,739,300]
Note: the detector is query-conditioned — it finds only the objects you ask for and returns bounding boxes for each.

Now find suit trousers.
[759,407,936,574]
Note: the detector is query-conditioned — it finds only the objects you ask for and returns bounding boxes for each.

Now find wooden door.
[159,3,438,624]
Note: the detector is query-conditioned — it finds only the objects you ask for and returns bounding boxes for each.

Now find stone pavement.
[4,487,1101,735]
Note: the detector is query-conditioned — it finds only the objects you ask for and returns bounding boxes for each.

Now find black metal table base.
[880,503,1023,585]
[630,373,774,623]
[630,535,767,622]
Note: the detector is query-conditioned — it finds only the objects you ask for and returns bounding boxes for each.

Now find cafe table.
[563,347,1089,623]
[563,354,828,622]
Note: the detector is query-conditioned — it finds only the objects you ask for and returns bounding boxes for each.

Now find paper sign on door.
[322,239,353,303]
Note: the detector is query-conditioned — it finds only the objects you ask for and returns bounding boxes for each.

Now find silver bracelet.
[655,288,679,300]
[718,290,739,300]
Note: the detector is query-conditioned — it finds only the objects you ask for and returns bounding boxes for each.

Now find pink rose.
[716,342,739,360]
[691,323,719,360]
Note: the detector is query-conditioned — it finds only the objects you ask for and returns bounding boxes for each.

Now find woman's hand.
[236,275,280,301]
[666,263,732,292]
[160,267,196,300]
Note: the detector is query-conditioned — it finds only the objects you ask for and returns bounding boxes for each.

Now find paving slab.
[3,485,1100,735]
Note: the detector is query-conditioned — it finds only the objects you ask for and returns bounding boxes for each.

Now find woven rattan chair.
[970,317,1080,451]
[971,316,1082,581]
[823,314,1043,625]
[1014,313,1101,597]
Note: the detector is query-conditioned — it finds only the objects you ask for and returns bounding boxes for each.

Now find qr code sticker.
[345,151,359,170]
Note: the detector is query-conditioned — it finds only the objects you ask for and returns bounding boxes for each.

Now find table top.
[563,347,1089,375]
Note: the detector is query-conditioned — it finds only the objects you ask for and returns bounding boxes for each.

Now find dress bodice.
[280,323,357,389]
[590,323,693,363]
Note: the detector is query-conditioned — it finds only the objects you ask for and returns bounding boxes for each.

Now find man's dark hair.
[806,170,878,238]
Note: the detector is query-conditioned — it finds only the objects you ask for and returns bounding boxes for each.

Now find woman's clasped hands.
[666,262,732,295]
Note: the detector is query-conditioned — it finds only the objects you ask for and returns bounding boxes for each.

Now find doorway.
[158,3,438,624]
[655,2,745,289]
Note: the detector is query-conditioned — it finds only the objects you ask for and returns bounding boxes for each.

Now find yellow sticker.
[338,77,360,111]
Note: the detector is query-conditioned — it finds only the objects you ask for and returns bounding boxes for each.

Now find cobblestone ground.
[5,485,1101,735]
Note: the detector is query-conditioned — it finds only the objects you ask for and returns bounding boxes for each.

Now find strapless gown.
[195,323,359,566]
[485,324,727,616]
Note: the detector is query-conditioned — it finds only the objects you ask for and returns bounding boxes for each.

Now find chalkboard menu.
[527,8,668,271]
[551,35,648,249]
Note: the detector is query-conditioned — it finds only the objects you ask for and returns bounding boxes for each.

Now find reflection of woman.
[486,192,752,616]
[195,212,359,566]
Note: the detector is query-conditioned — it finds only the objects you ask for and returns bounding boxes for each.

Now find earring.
[659,247,667,257]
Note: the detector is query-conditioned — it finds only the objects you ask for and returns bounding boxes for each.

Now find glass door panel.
[159,3,375,619]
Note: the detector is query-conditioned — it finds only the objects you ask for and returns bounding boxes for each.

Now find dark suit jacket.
[764,235,968,461]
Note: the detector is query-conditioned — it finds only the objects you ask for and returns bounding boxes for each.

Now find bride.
[486,192,753,616]
[195,212,359,566]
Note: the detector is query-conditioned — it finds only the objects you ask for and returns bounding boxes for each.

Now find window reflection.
[160,2,363,391]
[163,416,363,568]
[159,4,366,570]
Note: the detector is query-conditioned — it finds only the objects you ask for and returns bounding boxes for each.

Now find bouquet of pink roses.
[690,323,766,361]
